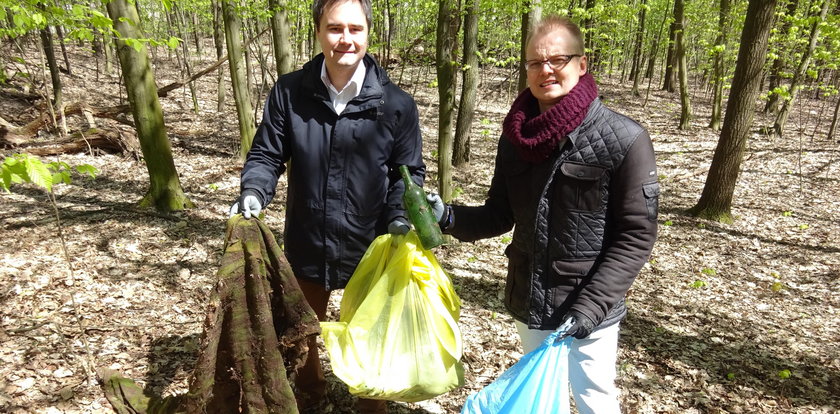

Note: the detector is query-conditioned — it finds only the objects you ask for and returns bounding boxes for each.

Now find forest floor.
[1,42,839,414]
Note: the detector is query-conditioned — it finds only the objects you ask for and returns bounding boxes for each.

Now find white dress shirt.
[320,61,367,115]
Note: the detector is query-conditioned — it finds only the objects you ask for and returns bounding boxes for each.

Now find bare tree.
[688,0,778,222]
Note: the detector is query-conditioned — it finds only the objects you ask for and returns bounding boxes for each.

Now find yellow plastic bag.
[320,230,464,402]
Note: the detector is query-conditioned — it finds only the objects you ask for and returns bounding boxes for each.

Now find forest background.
[0,0,838,412]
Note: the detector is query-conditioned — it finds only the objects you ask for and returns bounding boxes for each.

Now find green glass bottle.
[399,165,445,250]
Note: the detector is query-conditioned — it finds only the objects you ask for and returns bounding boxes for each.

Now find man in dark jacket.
[429,16,658,413]
[229,0,423,412]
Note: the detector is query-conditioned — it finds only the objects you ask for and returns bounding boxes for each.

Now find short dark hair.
[312,0,373,31]
[527,15,585,55]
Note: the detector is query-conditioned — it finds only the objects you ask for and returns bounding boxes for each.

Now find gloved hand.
[388,218,410,235]
[556,310,596,340]
[229,189,263,219]
[426,193,446,223]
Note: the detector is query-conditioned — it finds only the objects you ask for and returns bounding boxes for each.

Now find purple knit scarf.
[502,73,599,163]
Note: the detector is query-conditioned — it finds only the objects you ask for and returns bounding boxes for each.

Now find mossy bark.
[107,0,193,213]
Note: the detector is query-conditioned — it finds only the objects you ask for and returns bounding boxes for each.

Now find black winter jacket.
[240,54,425,290]
[449,99,658,330]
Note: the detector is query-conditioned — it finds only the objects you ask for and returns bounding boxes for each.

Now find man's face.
[316,0,368,72]
[525,27,587,112]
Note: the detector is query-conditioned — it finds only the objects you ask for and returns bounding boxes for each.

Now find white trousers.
[515,320,621,414]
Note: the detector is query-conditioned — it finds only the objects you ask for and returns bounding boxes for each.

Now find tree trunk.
[174,4,199,114]
[772,0,830,137]
[688,0,778,223]
[386,0,395,67]
[100,1,114,76]
[436,0,460,201]
[630,0,647,96]
[764,0,798,114]
[212,0,226,112]
[584,0,597,69]
[268,0,294,77]
[106,0,194,212]
[675,0,691,129]
[222,0,256,159]
[40,27,62,109]
[828,93,840,140]
[55,25,71,75]
[518,0,541,92]
[191,12,202,56]
[663,0,677,92]
[709,0,731,130]
[453,0,479,167]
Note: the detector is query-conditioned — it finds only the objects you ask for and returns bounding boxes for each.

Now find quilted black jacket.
[449,98,659,330]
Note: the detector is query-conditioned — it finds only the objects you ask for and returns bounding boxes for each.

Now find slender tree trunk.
[222,0,256,159]
[268,0,294,77]
[40,27,63,109]
[689,0,778,222]
[675,0,691,129]
[386,0,394,66]
[584,0,597,69]
[764,0,798,114]
[772,0,829,137]
[191,12,202,56]
[518,0,541,92]
[174,4,199,114]
[828,93,840,140]
[99,1,114,76]
[454,0,479,167]
[709,0,731,130]
[106,0,194,212]
[436,0,460,201]
[663,0,677,92]
[55,25,71,75]
[646,0,670,80]
[212,0,226,112]
[630,0,647,96]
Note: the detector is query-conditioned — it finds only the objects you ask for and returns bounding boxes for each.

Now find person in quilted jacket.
[429,15,659,414]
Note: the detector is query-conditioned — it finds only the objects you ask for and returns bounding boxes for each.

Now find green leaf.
[124,38,144,53]
[75,164,99,178]
[166,36,181,50]
[53,171,71,186]
[24,156,52,191]
[31,13,45,27]
[689,280,707,289]
[13,13,30,29]
[778,369,791,379]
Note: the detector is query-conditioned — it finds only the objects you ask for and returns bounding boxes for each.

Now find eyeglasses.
[524,54,581,72]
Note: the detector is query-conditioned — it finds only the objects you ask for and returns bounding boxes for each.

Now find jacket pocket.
[546,259,594,321]
[503,244,530,315]
[642,182,660,221]
[558,162,607,212]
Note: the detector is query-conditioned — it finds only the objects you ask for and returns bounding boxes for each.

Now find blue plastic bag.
[460,331,571,414]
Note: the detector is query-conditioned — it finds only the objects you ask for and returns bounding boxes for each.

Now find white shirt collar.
[320,60,367,114]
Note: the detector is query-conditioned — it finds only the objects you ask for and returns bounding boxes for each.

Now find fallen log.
[17,127,140,157]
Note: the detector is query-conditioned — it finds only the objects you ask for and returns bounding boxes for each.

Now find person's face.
[316,0,368,72]
[525,27,587,113]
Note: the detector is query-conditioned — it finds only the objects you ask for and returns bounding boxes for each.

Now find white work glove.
[426,193,445,222]
[388,218,411,235]
[229,189,263,219]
